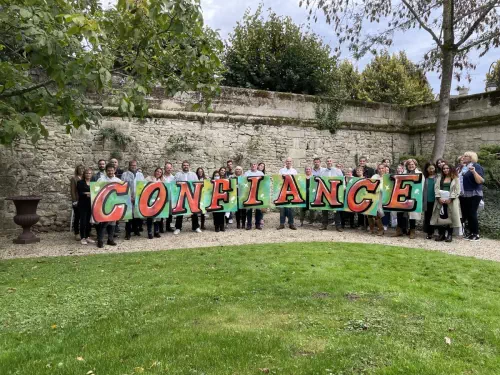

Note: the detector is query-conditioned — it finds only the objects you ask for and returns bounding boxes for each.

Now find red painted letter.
[243,176,264,206]
[383,174,422,211]
[274,175,305,206]
[310,177,343,208]
[206,179,233,212]
[346,179,380,213]
[172,181,204,215]
[92,182,130,222]
[138,182,168,218]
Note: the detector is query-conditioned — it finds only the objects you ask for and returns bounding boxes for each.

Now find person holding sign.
[232,166,247,229]
[174,161,202,235]
[144,167,166,239]
[277,157,298,230]
[96,163,122,248]
[299,166,314,226]
[121,160,145,240]
[431,162,461,242]
[369,164,386,236]
[245,163,265,230]
[320,158,344,232]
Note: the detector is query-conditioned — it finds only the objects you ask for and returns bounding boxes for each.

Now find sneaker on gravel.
[86,238,95,244]
[173,229,180,235]
[74,234,80,241]
[228,219,233,224]
[195,228,202,233]
[80,239,87,245]
[469,234,480,242]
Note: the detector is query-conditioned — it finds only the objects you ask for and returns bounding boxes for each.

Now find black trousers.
[322,211,341,227]
[79,204,91,239]
[341,212,355,228]
[98,222,115,242]
[126,218,142,234]
[397,212,408,233]
[175,214,199,231]
[424,201,435,235]
[235,209,247,226]
[146,218,160,234]
[461,196,482,235]
[213,212,225,231]
[72,205,80,235]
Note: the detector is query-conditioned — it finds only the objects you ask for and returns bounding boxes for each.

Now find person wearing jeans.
[320,158,343,232]
[96,163,122,248]
[460,151,485,241]
[244,163,264,230]
[173,161,202,235]
[277,157,298,230]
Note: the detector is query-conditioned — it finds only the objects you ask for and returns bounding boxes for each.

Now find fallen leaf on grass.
[86,371,94,375]
[259,368,270,373]
[134,367,144,373]
[445,336,452,345]
[7,288,16,293]
[51,324,57,329]
[76,356,85,361]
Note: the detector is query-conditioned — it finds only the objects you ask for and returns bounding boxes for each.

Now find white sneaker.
[195,228,202,233]
[80,239,88,245]
[383,226,388,231]
[173,229,180,235]
[86,238,95,244]
[228,219,233,224]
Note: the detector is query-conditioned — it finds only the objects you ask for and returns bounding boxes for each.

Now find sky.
[104,0,500,95]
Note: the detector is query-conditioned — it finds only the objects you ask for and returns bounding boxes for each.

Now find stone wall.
[408,91,500,156]
[1,87,499,231]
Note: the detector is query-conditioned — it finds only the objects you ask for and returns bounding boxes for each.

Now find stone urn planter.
[6,196,42,244]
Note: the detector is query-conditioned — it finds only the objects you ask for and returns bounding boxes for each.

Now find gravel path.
[1,213,499,262]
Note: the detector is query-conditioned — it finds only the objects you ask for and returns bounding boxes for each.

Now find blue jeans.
[280,208,294,225]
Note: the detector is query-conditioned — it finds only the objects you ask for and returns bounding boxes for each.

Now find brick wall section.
[1,87,499,231]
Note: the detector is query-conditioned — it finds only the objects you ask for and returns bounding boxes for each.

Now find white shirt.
[279,167,297,175]
[121,170,145,196]
[164,174,175,183]
[174,171,198,182]
[312,167,324,177]
[322,167,343,177]
[97,175,122,183]
[244,170,265,177]
[145,176,166,182]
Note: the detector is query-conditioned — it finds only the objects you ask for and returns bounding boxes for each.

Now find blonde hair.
[464,151,478,163]
[235,166,243,172]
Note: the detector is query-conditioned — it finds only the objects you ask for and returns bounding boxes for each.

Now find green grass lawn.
[1,243,500,375]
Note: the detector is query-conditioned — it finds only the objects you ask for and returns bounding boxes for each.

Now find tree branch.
[401,0,443,47]
[457,32,499,52]
[455,1,499,47]
[454,0,500,24]
[0,80,54,98]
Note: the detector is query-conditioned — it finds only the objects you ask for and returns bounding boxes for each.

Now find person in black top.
[77,168,94,245]
[352,155,375,178]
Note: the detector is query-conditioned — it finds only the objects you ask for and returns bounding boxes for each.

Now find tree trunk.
[431,49,454,161]
[431,0,455,162]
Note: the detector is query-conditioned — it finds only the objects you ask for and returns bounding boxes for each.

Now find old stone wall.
[1,87,499,231]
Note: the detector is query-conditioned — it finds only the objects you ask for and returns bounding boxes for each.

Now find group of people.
[69,152,485,248]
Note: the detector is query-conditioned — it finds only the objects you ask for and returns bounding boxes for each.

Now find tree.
[358,51,434,105]
[301,0,500,161]
[0,0,223,145]
[338,60,360,100]
[485,60,500,90]
[223,6,340,95]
